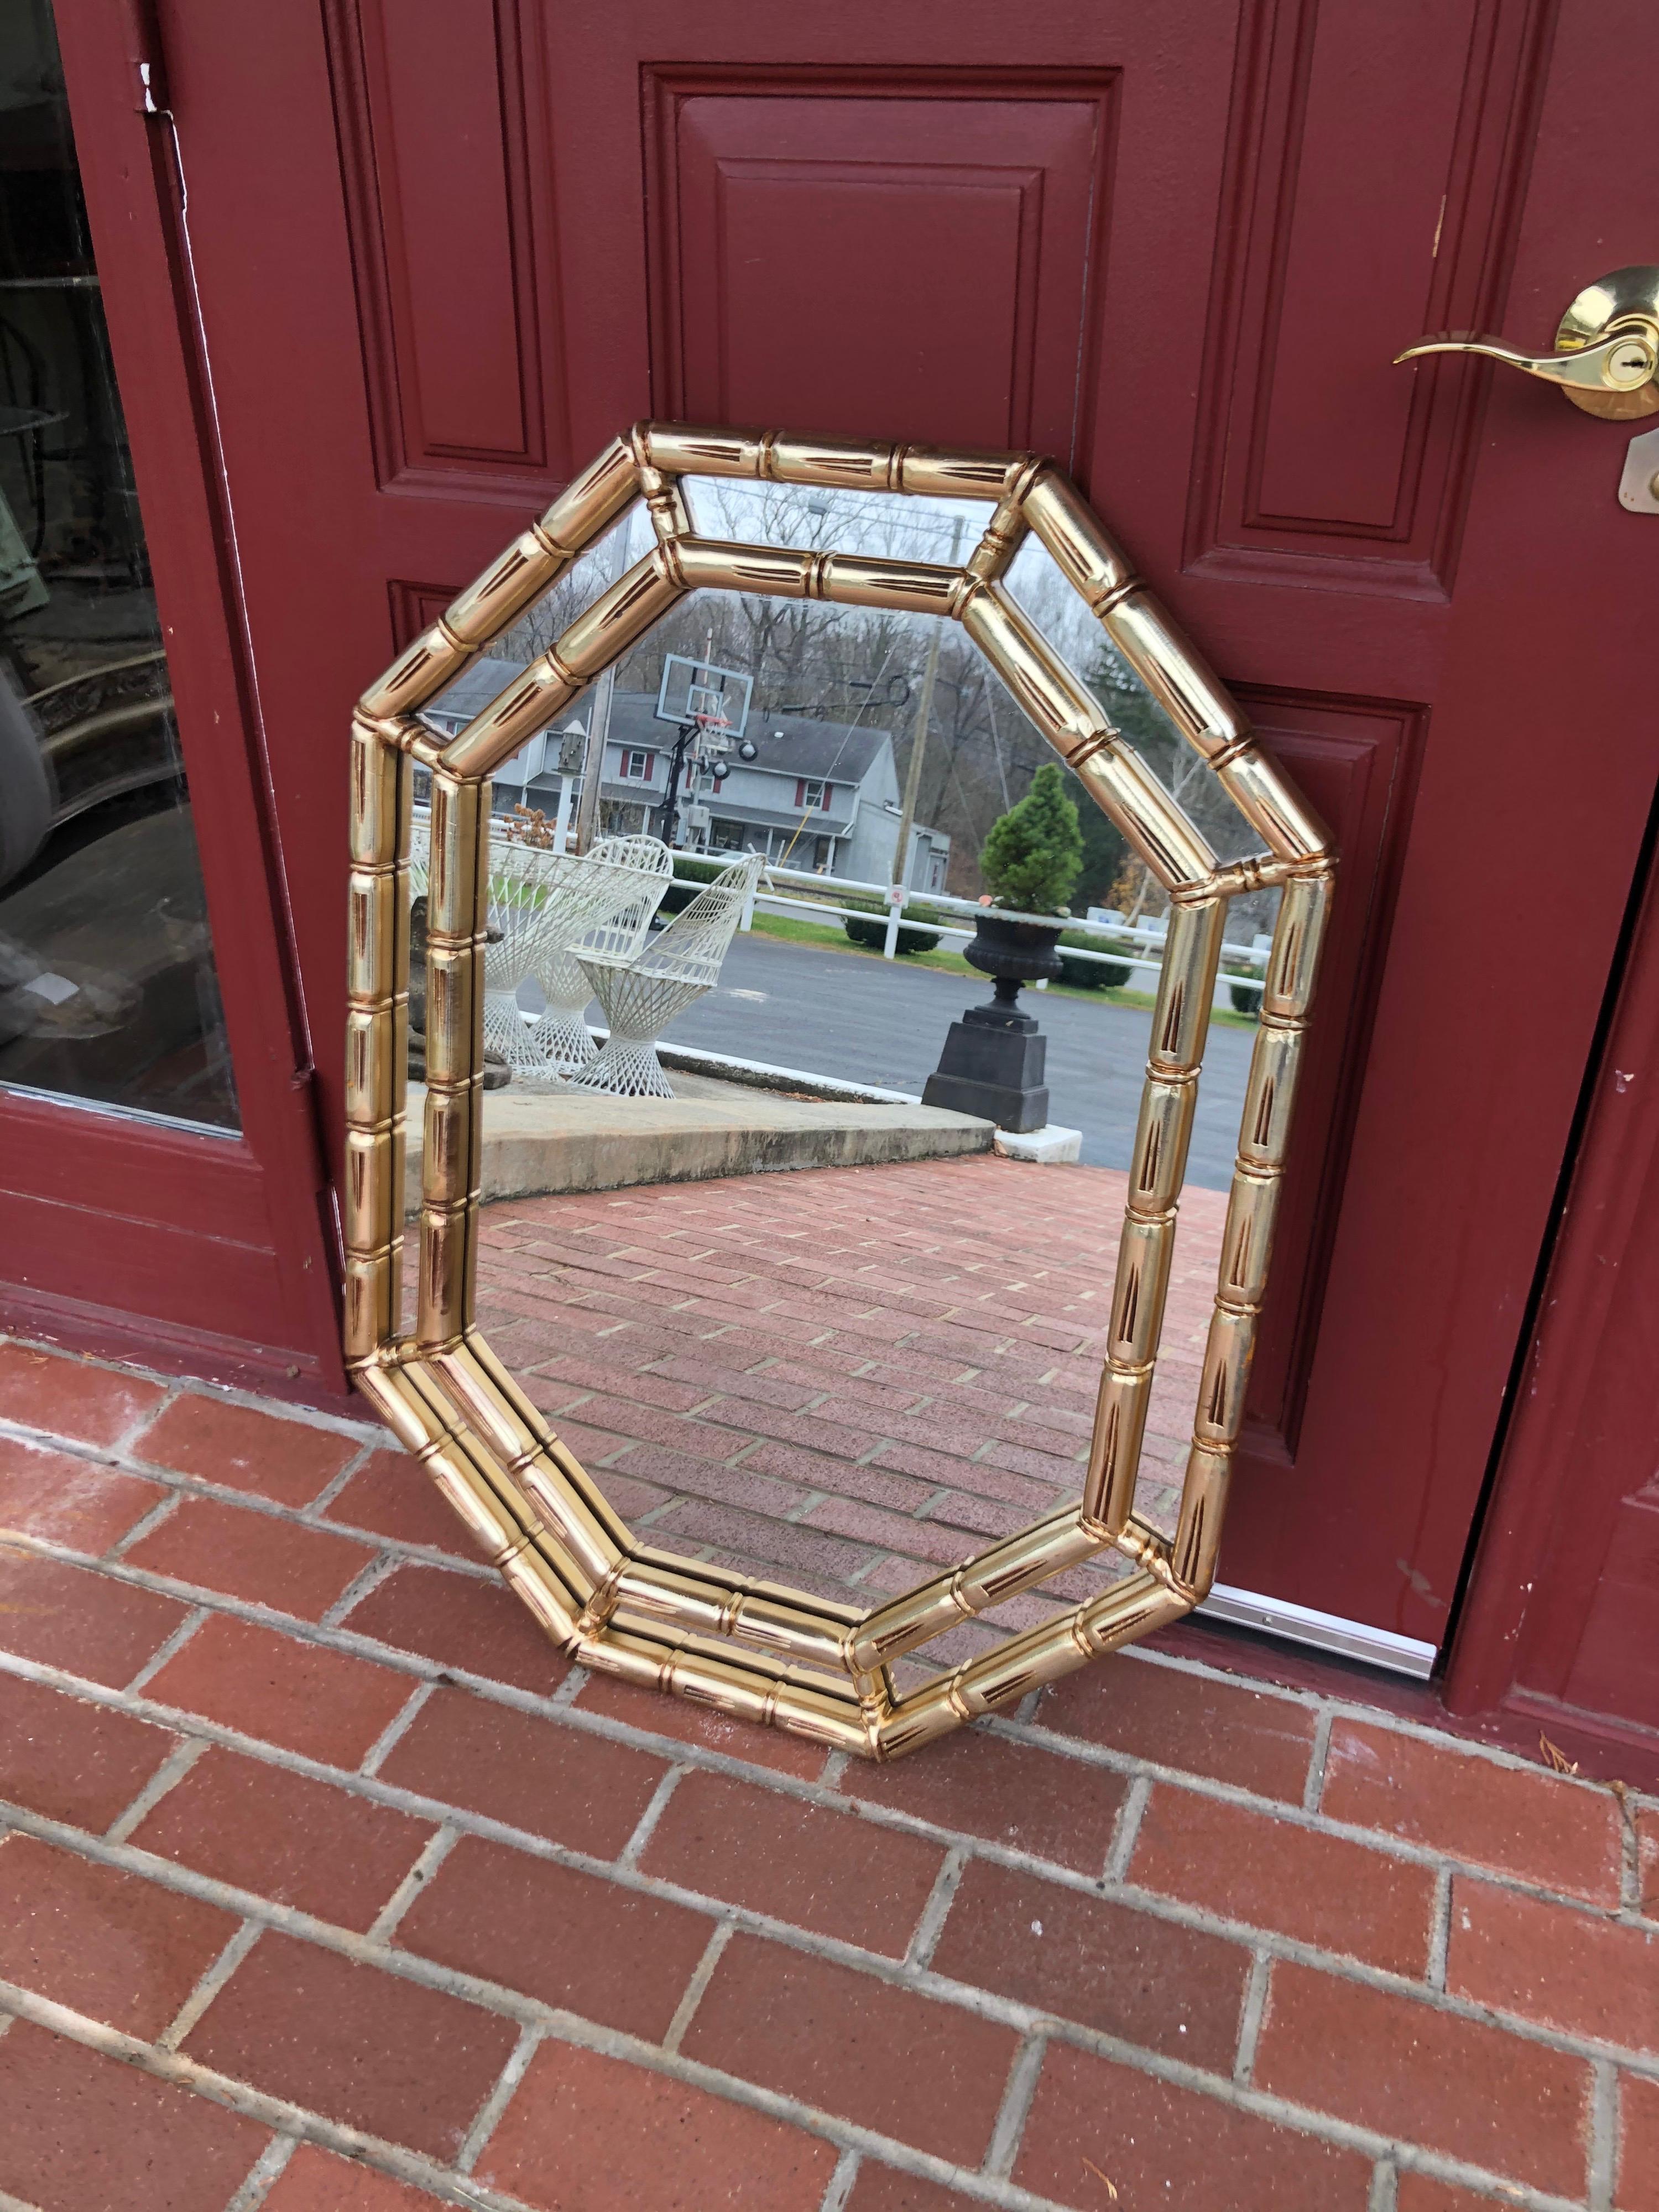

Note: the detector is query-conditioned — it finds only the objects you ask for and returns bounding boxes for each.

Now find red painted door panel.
[150,0,1658,1657]
[657,89,1107,453]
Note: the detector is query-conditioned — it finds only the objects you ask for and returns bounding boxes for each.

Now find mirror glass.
[415,476,1269,1681]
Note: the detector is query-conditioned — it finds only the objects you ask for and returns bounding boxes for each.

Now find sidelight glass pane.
[0,0,238,1131]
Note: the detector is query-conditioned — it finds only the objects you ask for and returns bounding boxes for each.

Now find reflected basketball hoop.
[655,652,752,739]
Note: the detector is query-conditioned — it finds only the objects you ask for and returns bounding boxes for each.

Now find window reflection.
[0,0,237,1130]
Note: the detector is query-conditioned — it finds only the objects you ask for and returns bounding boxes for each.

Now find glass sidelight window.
[0,0,238,1130]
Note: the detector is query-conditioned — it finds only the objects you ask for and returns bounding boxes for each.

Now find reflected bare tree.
[474,482,1267,912]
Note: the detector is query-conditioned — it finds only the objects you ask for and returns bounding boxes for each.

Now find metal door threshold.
[1202,1583,1438,1677]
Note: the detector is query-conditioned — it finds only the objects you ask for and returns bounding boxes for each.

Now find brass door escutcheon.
[1396,264,1659,421]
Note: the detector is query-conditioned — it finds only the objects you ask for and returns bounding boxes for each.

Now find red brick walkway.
[0,1165,1651,2209]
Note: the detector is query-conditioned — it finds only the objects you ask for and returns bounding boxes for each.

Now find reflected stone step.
[403,1067,992,1212]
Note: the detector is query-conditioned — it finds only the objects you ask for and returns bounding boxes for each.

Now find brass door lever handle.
[1395,264,1659,420]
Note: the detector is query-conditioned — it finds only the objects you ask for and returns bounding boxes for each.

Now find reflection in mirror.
[403,469,1280,1686]
[0,0,236,1128]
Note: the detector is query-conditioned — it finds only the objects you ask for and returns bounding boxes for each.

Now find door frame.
[0,1,343,1396]
[1443,794,1659,1783]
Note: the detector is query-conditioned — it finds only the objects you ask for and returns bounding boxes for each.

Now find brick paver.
[476,2038,838,2210]
[0,1434,166,1550]
[180,1932,521,2162]
[262,2146,451,2209]
[0,1834,239,2037]
[0,1672,178,1829]
[1620,2072,1659,2211]
[127,1746,434,1932]
[0,1157,1653,2210]
[1321,1715,1625,1905]
[1127,1781,1438,1975]
[0,2020,268,2212]
[638,1768,946,1957]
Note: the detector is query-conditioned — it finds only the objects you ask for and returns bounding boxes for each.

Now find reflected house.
[418,664,950,890]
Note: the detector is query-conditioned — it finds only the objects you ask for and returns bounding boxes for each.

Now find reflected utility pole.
[890,513,964,894]
[570,508,634,853]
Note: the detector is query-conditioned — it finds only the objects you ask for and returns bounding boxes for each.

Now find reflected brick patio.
[472,1157,1225,1674]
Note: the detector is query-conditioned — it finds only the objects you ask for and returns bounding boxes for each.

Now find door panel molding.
[643,66,1117,462]
[323,0,568,494]
[1184,0,1557,596]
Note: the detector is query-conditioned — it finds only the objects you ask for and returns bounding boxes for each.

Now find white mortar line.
[1102,1774,1152,1885]
[0,1413,496,1580]
[359,1681,436,1777]
[102,1492,184,1559]
[661,1920,735,2056]
[1426,1867,1454,1993]
[0,1340,387,1443]
[108,1384,181,1455]
[222,2136,300,2212]
[319,1550,404,1630]
[1587,2059,1619,2212]
[906,1847,968,1970]
[302,1441,380,1519]
[818,2147,863,2212]
[982,2032,1047,2183]
[0,1745,1426,2049]
[1302,1708,1335,1814]
[158,1919,263,2050]
[367,1826,462,1945]
[1232,1952,1272,2087]
[1119,1641,1642,1807]
[104,1738,210,1844]
[617,1764,687,1870]
[453,2022,542,2174]
[0,1567,1647,1991]
[6,1777,1647,2198]
[123,1607,211,1694]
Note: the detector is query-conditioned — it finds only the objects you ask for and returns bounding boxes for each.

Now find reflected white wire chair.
[408,815,672,1078]
[570,852,761,1098]
[525,833,673,1074]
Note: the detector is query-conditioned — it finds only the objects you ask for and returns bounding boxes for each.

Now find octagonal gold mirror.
[344,422,1333,1760]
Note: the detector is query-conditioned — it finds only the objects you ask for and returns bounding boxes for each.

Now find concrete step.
[404,1070,992,1211]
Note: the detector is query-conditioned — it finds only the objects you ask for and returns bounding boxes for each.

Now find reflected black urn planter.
[921,911,1063,1133]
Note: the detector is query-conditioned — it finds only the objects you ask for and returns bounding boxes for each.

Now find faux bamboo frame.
[345,422,1335,1759]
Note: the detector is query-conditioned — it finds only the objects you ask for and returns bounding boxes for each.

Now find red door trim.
[1443,800,1659,1783]
[2,1,346,1398]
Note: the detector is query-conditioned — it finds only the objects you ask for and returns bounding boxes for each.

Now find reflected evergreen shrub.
[658,855,724,915]
[843,902,942,954]
[979,763,1083,915]
[1057,928,1132,990]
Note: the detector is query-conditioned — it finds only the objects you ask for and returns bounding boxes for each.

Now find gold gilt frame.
[345,422,1334,1760]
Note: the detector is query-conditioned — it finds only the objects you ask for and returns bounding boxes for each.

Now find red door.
[74,0,1656,1667]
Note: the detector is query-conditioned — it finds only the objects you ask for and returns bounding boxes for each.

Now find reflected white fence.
[680,855,1271,1006]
